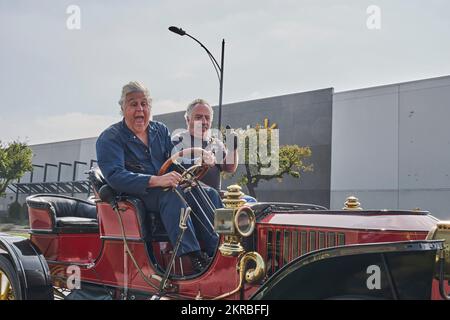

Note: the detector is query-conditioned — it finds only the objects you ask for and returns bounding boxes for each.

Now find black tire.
[0,255,22,300]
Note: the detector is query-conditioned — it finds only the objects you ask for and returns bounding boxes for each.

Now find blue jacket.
[96,119,174,195]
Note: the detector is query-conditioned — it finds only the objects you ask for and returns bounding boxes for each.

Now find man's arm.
[221,148,238,173]
[150,122,182,188]
[219,134,238,173]
[96,131,153,194]
[97,129,182,191]
[148,172,181,188]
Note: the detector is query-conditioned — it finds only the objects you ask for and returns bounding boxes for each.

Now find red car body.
[25,192,447,300]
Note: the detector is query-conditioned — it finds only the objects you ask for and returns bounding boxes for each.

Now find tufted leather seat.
[27,194,98,232]
[88,166,169,241]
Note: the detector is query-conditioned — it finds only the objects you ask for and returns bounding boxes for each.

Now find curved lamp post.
[168,26,225,130]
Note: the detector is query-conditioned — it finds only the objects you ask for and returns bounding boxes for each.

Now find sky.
[1,0,450,145]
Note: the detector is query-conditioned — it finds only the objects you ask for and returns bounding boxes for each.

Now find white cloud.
[152,99,188,115]
[1,0,450,146]
[0,113,121,145]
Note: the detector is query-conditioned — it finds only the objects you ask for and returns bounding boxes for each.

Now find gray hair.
[184,98,214,122]
[118,81,152,115]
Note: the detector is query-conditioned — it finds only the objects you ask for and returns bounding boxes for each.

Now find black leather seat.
[27,194,98,232]
[88,166,169,241]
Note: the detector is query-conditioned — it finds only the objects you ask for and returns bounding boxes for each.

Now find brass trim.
[218,185,255,257]
[234,207,256,237]
[426,221,450,280]
[343,196,363,211]
[222,185,246,209]
[219,235,245,257]
[0,268,14,300]
[212,252,266,300]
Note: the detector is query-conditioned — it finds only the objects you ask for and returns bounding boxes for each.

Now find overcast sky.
[1,0,450,145]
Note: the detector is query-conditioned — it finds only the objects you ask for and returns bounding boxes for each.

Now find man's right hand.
[149,171,182,188]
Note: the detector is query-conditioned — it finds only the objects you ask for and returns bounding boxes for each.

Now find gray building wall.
[3,75,450,220]
[0,138,98,213]
[331,75,450,219]
[158,88,333,207]
[1,88,333,214]
[24,138,98,182]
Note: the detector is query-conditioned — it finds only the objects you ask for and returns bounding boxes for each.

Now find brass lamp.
[214,185,256,256]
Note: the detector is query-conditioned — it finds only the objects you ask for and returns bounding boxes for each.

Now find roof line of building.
[334,74,450,95]
[31,136,98,147]
[30,74,450,147]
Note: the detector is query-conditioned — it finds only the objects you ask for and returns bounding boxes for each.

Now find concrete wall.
[4,75,450,220]
[331,75,450,219]
[1,88,333,213]
[24,137,98,182]
[157,88,333,207]
[0,138,98,213]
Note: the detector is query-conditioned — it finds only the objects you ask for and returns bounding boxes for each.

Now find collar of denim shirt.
[121,118,159,145]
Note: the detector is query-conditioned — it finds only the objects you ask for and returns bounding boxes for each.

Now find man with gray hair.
[172,98,238,190]
[96,81,220,273]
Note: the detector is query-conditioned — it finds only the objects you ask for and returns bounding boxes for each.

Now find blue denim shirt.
[96,119,174,195]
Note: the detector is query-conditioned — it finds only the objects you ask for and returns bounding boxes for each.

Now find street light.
[168,26,225,130]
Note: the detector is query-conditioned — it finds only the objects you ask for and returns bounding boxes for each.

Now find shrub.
[8,201,22,222]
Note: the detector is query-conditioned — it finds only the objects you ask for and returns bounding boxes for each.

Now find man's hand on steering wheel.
[149,171,182,188]
[158,148,211,186]
[201,150,216,167]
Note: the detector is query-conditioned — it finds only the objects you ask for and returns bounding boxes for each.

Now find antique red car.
[1,158,449,300]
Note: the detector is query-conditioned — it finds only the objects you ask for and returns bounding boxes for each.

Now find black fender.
[251,240,443,300]
[0,233,53,300]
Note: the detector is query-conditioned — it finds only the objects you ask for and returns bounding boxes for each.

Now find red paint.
[32,233,101,264]
[98,202,142,239]
[28,199,444,300]
[259,211,438,232]
[28,207,53,230]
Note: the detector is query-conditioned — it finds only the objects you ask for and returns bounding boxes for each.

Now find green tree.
[230,121,313,198]
[0,141,33,197]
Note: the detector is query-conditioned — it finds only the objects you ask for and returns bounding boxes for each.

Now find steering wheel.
[158,147,210,184]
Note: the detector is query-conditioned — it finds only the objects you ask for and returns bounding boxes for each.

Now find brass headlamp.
[214,185,256,256]
[426,221,450,280]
